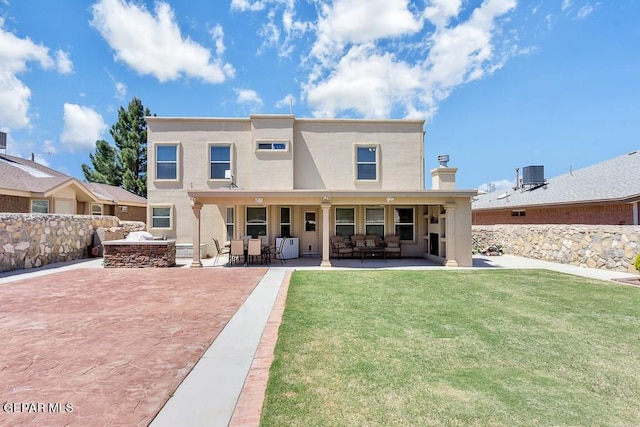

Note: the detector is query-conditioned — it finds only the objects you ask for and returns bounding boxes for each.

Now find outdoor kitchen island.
[102,239,176,268]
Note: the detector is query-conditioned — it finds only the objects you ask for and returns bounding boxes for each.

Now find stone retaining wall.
[0,214,120,273]
[473,224,640,273]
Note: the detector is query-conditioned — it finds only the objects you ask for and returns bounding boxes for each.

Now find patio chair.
[330,235,353,258]
[247,239,263,264]
[229,239,244,266]
[384,235,401,258]
[351,234,366,256]
[212,237,229,265]
[273,237,287,265]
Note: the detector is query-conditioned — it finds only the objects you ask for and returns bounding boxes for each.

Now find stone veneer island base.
[103,240,176,268]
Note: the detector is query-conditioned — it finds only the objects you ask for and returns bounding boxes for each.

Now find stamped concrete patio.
[0,267,266,426]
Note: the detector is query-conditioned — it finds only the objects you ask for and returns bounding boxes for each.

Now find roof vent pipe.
[437,154,450,167]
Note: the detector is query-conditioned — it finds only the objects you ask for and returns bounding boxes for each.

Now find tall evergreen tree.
[81,140,123,187]
[82,97,150,197]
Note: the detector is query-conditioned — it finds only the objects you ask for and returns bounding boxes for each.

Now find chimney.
[31,153,35,162]
[430,154,457,190]
[514,167,520,190]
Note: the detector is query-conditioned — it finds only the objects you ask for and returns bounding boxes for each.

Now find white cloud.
[90,0,235,83]
[302,0,518,119]
[230,0,266,12]
[210,24,226,56]
[42,139,58,155]
[561,0,572,11]
[55,50,73,74]
[114,81,127,100]
[312,0,423,61]
[235,88,263,106]
[0,17,64,129]
[424,0,463,28]
[477,179,514,193]
[275,94,296,110]
[60,103,107,152]
[576,4,596,19]
[306,45,423,118]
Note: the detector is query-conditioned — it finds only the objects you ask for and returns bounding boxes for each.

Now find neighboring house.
[146,114,477,267]
[0,154,147,222]
[82,182,147,222]
[472,150,640,225]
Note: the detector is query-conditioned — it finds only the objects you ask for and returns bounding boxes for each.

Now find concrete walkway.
[149,268,287,427]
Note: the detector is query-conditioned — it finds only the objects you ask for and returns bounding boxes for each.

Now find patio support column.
[444,202,458,267]
[633,201,639,225]
[190,197,203,268]
[320,201,332,267]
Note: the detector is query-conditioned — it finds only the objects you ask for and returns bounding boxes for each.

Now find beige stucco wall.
[146,116,473,266]
[294,120,424,190]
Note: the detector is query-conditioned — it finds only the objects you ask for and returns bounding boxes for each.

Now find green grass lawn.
[261,270,640,426]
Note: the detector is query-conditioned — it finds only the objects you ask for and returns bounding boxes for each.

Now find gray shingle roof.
[0,154,146,205]
[0,154,71,193]
[473,150,640,210]
[82,182,146,205]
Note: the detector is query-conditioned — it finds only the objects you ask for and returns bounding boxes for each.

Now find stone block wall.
[473,224,640,273]
[103,241,176,268]
[0,214,119,273]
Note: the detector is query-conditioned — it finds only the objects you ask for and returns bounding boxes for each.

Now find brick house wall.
[0,195,30,213]
[473,203,634,225]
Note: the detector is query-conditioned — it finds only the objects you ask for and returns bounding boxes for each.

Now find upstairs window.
[356,146,378,180]
[210,145,231,180]
[156,145,178,180]
[257,141,288,151]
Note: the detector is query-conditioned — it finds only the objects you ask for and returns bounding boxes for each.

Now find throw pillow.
[355,239,366,247]
[335,242,346,249]
[365,238,376,247]
[387,242,399,248]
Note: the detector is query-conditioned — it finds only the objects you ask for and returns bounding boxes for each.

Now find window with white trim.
[256,141,288,151]
[226,207,235,241]
[394,207,414,241]
[151,206,172,229]
[356,145,378,180]
[91,204,103,215]
[280,207,291,237]
[335,207,355,237]
[365,207,385,237]
[31,200,49,214]
[156,144,178,180]
[246,207,267,238]
[210,144,231,180]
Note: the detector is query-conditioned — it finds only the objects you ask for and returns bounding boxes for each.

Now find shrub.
[635,253,640,272]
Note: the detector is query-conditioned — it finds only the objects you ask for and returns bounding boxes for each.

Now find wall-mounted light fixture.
[386,197,395,203]
[255,197,263,204]
[322,196,331,202]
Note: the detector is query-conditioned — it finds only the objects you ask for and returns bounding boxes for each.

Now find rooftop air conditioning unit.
[522,165,545,187]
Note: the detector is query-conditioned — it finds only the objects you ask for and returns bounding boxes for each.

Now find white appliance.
[276,237,299,259]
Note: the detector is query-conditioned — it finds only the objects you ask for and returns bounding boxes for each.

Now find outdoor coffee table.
[360,247,386,262]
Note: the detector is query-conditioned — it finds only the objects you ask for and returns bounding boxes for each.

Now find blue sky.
[1,0,638,192]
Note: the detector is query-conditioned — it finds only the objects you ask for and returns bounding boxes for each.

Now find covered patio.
[184,188,476,269]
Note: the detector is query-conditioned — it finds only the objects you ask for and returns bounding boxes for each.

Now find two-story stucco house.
[146,114,476,267]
